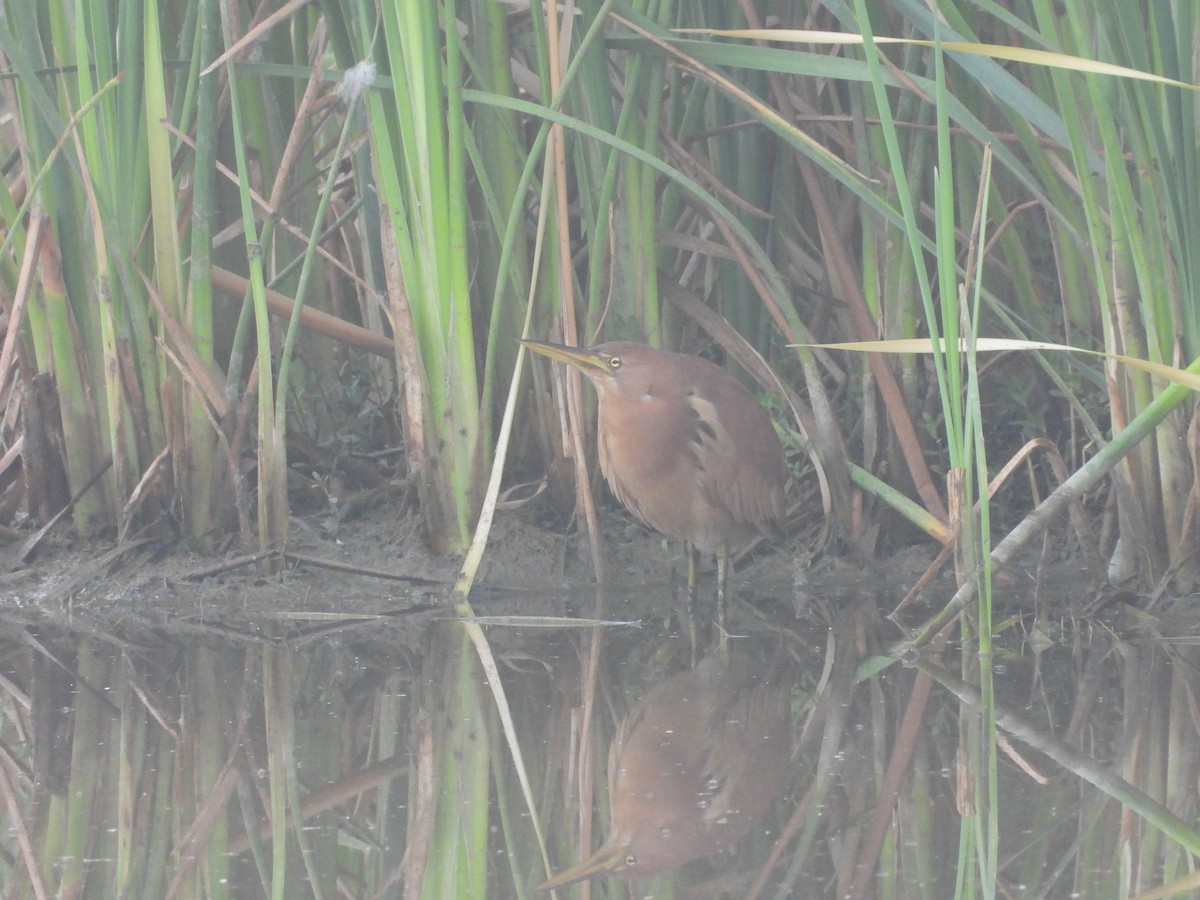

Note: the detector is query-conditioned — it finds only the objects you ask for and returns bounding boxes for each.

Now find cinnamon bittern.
[522,340,787,633]
[537,650,793,889]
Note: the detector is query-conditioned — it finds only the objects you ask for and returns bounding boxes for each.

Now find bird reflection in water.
[538,648,794,891]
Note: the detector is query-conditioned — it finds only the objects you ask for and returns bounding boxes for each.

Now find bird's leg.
[715,542,730,655]
[686,542,699,666]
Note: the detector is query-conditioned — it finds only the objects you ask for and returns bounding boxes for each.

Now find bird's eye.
[623,853,637,867]
[608,355,623,370]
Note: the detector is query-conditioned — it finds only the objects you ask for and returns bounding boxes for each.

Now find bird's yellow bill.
[521,339,609,374]
[536,841,628,892]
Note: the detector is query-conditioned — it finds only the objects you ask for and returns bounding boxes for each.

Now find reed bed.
[0,1,1195,897]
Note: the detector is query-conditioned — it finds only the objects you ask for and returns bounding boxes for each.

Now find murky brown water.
[0,508,1190,898]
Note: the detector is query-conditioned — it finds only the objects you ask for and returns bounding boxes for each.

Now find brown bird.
[522,340,788,633]
[537,649,794,890]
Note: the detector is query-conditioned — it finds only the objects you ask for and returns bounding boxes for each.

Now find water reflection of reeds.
[0,578,1196,898]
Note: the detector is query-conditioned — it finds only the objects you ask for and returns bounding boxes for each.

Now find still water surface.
[0,551,1189,898]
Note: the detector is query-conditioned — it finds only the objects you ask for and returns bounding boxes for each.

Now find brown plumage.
[522,340,787,597]
[537,650,794,889]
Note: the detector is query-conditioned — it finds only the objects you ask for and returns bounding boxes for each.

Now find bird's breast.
[597,394,724,548]
[596,387,775,550]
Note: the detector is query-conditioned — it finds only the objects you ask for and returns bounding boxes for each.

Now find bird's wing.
[685,392,786,535]
[694,659,793,832]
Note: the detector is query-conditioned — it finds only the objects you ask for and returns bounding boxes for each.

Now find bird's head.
[521,340,666,402]
[535,819,695,892]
